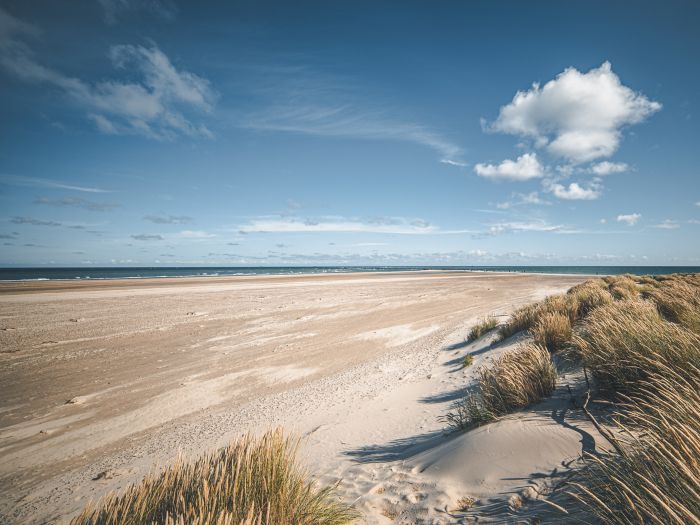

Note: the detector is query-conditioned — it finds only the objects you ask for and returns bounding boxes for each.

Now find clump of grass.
[467,315,498,343]
[531,311,572,353]
[478,343,557,415]
[641,277,700,333]
[462,354,474,368]
[567,279,613,317]
[569,366,700,524]
[72,429,357,525]
[604,274,640,300]
[573,299,700,398]
[439,392,495,431]
[497,302,541,341]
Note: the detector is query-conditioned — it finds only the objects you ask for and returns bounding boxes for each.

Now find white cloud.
[239,64,464,165]
[0,174,111,193]
[474,153,544,181]
[0,8,216,140]
[549,182,601,200]
[482,220,563,237]
[496,191,549,209]
[590,161,629,175]
[238,217,439,235]
[179,230,215,238]
[653,220,680,230]
[487,62,661,163]
[617,213,641,226]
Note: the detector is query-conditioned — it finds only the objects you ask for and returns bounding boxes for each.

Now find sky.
[1,0,699,267]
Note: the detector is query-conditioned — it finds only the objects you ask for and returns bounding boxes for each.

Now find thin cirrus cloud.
[474,153,544,181]
[238,64,465,166]
[238,216,442,235]
[617,213,642,226]
[0,7,216,140]
[34,196,119,211]
[143,214,192,224]
[485,62,661,164]
[0,174,111,193]
[131,234,164,241]
[97,0,178,24]
[653,219,680,230]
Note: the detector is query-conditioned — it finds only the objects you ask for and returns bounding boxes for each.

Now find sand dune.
[0,271,593,524]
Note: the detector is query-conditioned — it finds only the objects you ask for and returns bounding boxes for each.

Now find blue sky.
[1,0,699,266]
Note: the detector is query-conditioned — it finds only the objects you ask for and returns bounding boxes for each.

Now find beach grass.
[455,272,700,524]
[442,343,556,431]
[531,311,572,353]
[466,315,498,343]
[568,366,700,524]
[71,429,357,525]
[478,343,557,415]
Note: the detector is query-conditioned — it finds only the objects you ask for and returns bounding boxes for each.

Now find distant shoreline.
[0,265,698,283]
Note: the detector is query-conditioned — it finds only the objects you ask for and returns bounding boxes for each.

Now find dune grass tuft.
[466,315,498,343]
[569,366,700,524]
[72,429,357,525]
[573,299,700,398]
[462,354,474,368]
[531,311,572,353]
[478,343,557,415]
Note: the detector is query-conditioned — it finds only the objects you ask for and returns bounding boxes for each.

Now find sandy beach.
[0,270,600,524]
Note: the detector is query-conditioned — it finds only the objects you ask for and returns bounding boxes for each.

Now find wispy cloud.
[131,233,164,241]
[653,219,680,230]
[1,174,111,193]
[143,214,192,224]
[179,230,215,238]
[97,0,177,24]
[237,216,440,235]
[35,196,119,211]
[237,64,464,165]
[0,7,215,140]
[617,213,641,226]
[10,216,61,226]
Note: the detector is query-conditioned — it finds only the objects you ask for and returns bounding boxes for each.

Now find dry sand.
[0,270,604,524]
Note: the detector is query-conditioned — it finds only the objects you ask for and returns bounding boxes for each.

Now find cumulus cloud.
[474,153,544,181]
[486,62,661,163]
[0,8,216,139]
[143,214,192,224]
[617,213,641,226]
[548,182,601,200]
[590,161,629,175]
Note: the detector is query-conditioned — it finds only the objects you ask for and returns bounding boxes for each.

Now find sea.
[0,266,698,281]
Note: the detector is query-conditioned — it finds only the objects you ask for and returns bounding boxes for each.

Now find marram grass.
[466,315,498,343]
[72,429,358,525]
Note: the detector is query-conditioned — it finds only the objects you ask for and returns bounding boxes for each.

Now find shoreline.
[0,269,609,295]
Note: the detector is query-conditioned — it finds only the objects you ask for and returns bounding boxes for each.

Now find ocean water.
[0,266,698,281]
